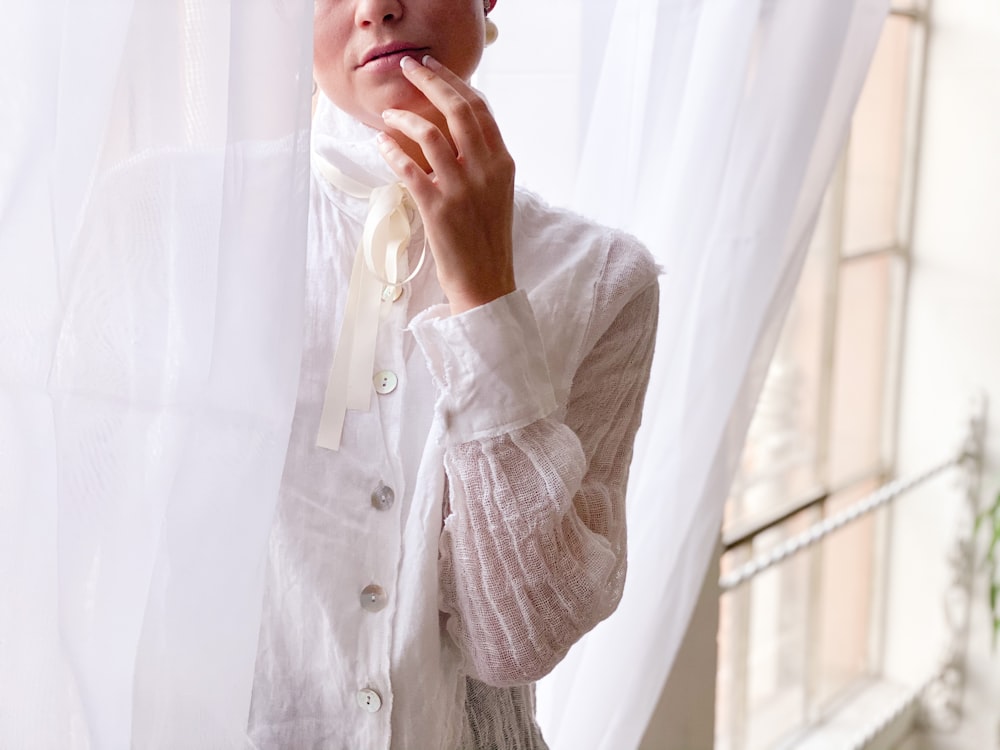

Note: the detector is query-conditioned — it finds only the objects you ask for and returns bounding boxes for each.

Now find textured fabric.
[247,97,658,749]
[462,679,547,750]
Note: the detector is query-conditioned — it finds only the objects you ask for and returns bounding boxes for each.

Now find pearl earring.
[484,18,499,46]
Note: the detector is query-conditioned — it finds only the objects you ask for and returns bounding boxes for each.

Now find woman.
[248,0,659,747]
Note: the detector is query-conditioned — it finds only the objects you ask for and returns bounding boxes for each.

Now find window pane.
[724,191,836,530]
[716,547,751,750]
[827,254,895,484]
[813,480,880,710]
[843,15,914,254]
[718,508,822,750]
[744,552,809,749]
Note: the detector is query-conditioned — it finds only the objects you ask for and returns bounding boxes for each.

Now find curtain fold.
[480,0,888,747]
[0,2,313,748]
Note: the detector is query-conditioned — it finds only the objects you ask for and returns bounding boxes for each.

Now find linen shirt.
[247,101,659,750]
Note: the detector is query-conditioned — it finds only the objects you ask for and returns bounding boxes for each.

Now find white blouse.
[247,101,659,750]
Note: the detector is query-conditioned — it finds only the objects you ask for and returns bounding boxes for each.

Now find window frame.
[715,4,931,747]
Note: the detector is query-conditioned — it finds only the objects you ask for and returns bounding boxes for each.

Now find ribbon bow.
[312,152,427,451]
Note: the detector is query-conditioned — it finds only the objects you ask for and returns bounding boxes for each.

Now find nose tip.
[361,12,396,24]
[356,0,402,26]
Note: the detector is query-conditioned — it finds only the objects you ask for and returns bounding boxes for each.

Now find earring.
[484,18,499,46]
[483,0,498,46]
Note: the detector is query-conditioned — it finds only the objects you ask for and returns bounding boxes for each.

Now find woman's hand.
[377,55,516,316]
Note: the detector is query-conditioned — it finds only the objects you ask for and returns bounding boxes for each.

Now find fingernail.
[400,55,419,71]
[422,55,441,70]
[381,110,395,121]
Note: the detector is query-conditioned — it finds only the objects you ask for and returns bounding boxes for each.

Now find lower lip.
[362,49,428,72]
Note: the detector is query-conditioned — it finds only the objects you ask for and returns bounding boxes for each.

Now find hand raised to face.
[377,55,516,316]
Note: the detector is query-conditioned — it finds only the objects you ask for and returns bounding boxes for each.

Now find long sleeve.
[411,239,659,688]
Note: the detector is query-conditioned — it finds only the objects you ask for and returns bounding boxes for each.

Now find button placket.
[355,278,408,735]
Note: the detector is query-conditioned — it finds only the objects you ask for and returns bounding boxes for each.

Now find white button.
[373,370,398,395]
[360,584,388,612]
[371,483,395,511]
[357,687,382,713]
[382,284,404,302]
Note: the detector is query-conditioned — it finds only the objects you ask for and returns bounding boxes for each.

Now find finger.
[420,55,507,154]
[375,132,436,204]
[398,55,493,160]
[380,108,464,183]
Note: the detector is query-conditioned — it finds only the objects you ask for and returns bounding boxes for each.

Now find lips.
[360,42,430,68]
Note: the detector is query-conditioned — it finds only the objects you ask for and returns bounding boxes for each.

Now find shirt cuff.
[409,290,558,445]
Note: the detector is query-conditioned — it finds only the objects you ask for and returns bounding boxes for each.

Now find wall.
[883,0,1000,747]
[638,546,721,750]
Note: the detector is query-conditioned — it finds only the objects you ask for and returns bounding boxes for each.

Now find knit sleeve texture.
[411,234,659,687]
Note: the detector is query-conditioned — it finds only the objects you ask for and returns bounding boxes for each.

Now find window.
[715,4,928,748]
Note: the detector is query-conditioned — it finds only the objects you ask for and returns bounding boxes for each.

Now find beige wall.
[884,0,1000,747]
[639,546,720,750]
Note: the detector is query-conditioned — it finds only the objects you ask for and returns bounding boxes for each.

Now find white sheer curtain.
[0,2,312,748]
[2,0,888,748]
[479,1,888,748]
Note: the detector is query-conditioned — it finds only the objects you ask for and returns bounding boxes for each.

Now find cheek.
[429,11,484,79]
[313,28,344,82]
[451,36,485,81]
[312,13,347,72]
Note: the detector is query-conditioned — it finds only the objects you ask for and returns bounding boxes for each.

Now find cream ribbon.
[312,151,427,451]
